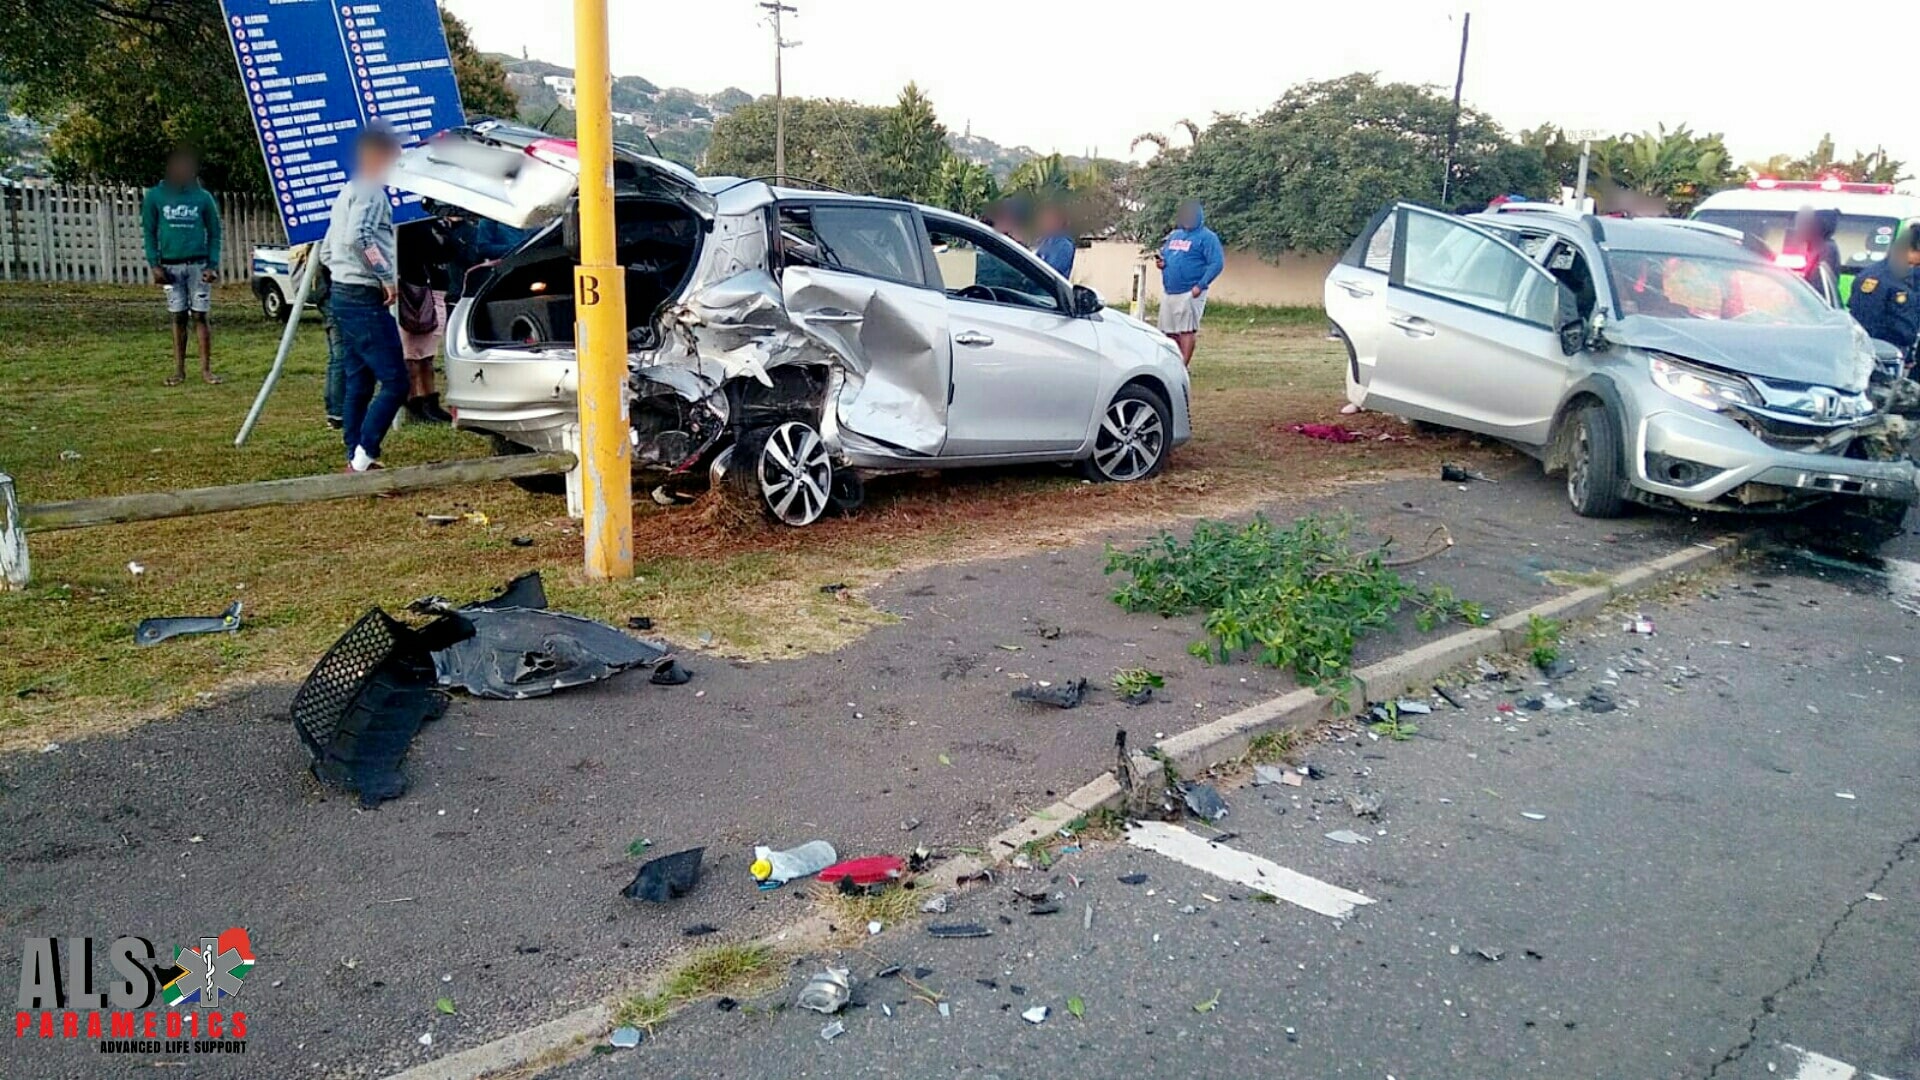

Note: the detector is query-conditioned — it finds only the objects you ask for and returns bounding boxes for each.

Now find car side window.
[1394,211,1555,327]
[778,203,927,287]
[926,221,1062,312]
[1362,215,1395,273]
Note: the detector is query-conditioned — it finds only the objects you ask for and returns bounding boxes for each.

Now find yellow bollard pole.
[571,0,632,578]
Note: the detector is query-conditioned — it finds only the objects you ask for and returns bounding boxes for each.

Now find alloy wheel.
[1567,423,1592,507]
[757,421,833,526]
[1092,398,1166,482]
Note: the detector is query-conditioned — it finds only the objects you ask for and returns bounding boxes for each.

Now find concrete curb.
[386,532,1746,1080]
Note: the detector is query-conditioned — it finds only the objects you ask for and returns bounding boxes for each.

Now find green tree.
[1591,125,1741,214]
[1124,74,1549,255]
[705,95,889,190]
[439,8,514,119]
[1747,134,1908,186]
[0,0,513,193]
[931,155,998,217]
[874,82,950,203]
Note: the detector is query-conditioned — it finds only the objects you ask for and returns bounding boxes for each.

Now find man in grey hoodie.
[321,123,406,472]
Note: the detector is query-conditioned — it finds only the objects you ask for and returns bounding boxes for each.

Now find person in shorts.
[1154,199,1224,367]
[141,147,224,385]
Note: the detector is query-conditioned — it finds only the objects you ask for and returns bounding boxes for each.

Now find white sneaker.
[349,446,378,472]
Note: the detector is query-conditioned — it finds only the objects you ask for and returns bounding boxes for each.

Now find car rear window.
[1691,209,1900,271]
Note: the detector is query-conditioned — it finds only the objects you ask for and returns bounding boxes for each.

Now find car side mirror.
[1072,284,1104,318]
[1555,283,1584,356]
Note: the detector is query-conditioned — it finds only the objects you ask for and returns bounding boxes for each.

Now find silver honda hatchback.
[1326,202,1919,549]
[390,122,1191,527]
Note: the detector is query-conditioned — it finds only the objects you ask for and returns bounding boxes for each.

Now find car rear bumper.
[442,304,580,451]
[1633,407,1919,506]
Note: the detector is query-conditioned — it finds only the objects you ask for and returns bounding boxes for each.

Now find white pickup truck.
[249,245,317,321]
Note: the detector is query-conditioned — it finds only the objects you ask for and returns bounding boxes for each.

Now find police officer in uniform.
[1848,223,1920,362]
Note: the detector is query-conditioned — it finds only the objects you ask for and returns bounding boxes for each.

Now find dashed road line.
[1124,821,1375,919]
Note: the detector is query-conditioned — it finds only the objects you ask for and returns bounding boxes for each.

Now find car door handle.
[799,309,863,325]
[1387,316,1435,338]
[1337,282,1374,298]
[954,331,995,347]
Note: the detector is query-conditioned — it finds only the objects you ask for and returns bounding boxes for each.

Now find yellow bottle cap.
[750,858,772,881]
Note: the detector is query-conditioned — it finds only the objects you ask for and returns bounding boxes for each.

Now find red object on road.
[817,856,906,887]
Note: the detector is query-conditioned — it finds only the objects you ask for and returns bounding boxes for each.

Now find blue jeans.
[330,284,407,461]
[322,308,346,419]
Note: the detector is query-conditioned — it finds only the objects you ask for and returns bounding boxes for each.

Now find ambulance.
[1691,178,1920,303]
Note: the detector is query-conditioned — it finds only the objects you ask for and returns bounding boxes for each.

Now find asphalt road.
[544,549,1920,1080]
[2,461,1912,1078]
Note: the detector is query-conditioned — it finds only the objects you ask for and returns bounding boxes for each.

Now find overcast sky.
[442,0,1919,179]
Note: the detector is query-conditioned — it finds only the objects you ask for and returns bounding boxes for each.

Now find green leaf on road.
[1067,996,1085,1018]
[938,753,952,766]
[1193,989,1220,1014]
[626,837,653,857]
[435,997,457,1015]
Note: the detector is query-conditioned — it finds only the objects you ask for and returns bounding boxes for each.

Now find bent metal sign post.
[14,929,258,1059]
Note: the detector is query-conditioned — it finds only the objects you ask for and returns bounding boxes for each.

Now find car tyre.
[1083,384,1172,483]
[260,282,289,322]
[492,435,567,495]
[1564,402,1627,518]
[734,421,833,527]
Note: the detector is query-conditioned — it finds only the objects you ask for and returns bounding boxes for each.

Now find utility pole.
[572,0,632,578]
[1440,11,1471,207]
[759,2,798,182]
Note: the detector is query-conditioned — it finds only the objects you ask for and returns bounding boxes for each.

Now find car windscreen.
[1606,250,1833,325]
[1691,209,1900,271]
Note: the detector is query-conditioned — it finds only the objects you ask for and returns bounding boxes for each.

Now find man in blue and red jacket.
[1154,199,1224,366]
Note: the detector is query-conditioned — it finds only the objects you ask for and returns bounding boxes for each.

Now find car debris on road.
[623,847,705,902]
[134,600,243,647]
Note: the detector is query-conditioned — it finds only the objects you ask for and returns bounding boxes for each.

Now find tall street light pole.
[1440,11,1471,207]
[759,2,798,182]
[573,0,632,578]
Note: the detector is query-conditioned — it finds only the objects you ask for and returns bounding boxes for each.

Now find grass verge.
[1,282,1480,744]
[612,943,776,1031]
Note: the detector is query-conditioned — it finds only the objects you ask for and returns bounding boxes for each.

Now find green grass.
[0,283,1465,744]
[613,943,775,1031]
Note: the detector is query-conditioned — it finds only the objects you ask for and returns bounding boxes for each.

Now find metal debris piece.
[134,601,243,647]
[1521,812,1547,821]
[428,573,664,699]
[1281,770,1305,788]
[1021,1006,1049,1024]
[1012,677,1089,709]
[1324,830,1371,845]
[1180,782,1229,822]
[926,923,992,939]
[798,967,853,1014]
[608,1026,643,1048]
[622,847,705,902]
[819,1020,845,1041]
[1252,765,1288,786]
[1434,684,1465,709]
[649,657,692,685]
[1476,947,1504,962]
[1347,791,1384,818]
[1394,699,1432,715]
[920,894,950,914]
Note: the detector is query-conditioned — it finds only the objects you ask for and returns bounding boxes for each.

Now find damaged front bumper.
[1634,406,1920,508]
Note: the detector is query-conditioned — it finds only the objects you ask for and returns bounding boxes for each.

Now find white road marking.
[1779,1043,1903,1080]
[1124,821,1375,919]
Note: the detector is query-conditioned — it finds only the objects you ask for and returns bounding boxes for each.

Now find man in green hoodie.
[141,147,224,385]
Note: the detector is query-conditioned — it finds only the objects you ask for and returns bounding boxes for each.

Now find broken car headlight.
[1648,354,1761,413]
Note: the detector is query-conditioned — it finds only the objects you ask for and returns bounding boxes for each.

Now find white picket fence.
[0,180,283,284]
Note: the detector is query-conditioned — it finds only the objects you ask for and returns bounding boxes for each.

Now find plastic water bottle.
[751,841,837,888]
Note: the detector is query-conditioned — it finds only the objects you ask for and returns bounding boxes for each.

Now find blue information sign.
[220,0,467,245]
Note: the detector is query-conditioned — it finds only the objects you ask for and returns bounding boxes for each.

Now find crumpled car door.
[782,266,951,456]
